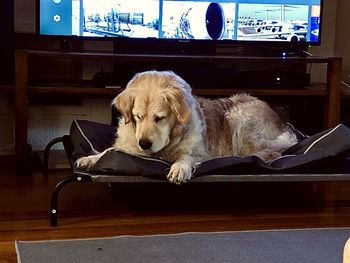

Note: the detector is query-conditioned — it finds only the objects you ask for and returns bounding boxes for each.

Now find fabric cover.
[69,120,350,179]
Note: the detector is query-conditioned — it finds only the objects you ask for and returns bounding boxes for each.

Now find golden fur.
[76,70,298,184]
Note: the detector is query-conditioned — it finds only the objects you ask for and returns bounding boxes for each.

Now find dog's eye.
[134,115,142,121]
[154,116,165,123]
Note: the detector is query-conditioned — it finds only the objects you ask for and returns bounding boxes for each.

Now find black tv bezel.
[35,0,324,54]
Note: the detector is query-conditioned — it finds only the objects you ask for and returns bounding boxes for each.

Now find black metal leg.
[43,137,64,176]
[50,175,77,227]
[50,174,92,227]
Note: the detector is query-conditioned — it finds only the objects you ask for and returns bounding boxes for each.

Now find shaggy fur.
[76,70,298,184]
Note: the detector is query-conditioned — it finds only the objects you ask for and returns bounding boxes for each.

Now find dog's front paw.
[75,155,99,170]
[167,162,192,184]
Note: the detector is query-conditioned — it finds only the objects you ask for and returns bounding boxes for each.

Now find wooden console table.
[15,49,342,167]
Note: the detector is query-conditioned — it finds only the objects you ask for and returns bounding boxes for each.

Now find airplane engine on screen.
[179,3,225,40]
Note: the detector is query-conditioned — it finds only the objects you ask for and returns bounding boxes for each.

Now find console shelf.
[24,49,338,64]
[28,86,120,95]
[15,49,342,167]
[27,86,328,97]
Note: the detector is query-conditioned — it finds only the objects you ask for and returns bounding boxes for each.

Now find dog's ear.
[165,89,191,124]
[112,89,135,124]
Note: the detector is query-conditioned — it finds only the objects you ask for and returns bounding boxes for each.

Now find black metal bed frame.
[44,135,350,227]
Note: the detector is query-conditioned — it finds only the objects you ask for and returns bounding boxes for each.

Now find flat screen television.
[37,0,323,54]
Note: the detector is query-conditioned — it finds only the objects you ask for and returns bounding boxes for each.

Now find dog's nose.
[139,138,152,150]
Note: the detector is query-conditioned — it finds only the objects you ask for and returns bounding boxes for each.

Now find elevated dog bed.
[45,119,350,226]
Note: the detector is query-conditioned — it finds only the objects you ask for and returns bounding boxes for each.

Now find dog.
[76,70,298,184]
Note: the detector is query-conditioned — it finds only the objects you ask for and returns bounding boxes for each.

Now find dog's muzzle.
[139,138,152,150]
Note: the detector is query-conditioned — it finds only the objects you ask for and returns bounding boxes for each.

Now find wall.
[0,0,341,154]
[309,0,338,83]
[0,1,14,85]
[334,0,350,83]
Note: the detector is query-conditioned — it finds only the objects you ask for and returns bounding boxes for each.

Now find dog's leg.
[167,155,193,184]
[75,148,110,170]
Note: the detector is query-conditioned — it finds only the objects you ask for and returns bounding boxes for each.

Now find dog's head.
[112,71,192,153]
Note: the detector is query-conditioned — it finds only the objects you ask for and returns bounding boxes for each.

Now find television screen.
[38,0,323,44]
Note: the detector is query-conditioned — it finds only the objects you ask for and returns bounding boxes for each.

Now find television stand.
[14,49,342,171]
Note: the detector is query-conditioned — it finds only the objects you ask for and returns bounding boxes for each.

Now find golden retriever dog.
[76,70,298,184]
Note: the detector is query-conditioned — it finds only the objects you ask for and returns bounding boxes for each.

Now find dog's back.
[198,94,297,160]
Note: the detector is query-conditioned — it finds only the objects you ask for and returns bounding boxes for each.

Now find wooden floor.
[2,156,350,262]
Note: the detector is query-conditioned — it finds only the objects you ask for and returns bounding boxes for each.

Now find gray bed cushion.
[69,120,350,179]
